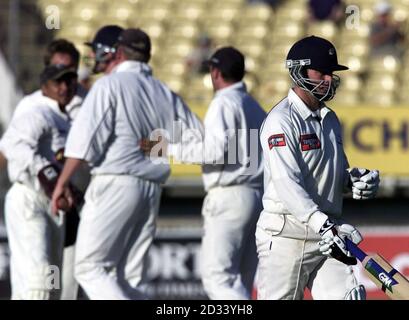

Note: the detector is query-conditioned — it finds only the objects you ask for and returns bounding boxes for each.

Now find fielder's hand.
[39,164,77,214]
[51,183,74,216]
[347,168,380,200]
[318,219,362,265]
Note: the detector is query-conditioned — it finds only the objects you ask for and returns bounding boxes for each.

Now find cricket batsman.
[256,36,380,300]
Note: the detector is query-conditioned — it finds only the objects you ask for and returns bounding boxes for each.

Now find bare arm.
[51,157,85,215]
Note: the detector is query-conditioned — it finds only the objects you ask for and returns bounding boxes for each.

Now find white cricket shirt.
[0,93,71,189]
[260,88,349,226]
[12,85,86,122]
[168,82,266,191]
[64,61,203,183]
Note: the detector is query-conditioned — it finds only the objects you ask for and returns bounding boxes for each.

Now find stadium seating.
[35,0,409,109]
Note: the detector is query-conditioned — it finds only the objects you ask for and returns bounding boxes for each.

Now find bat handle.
[345,238,367,262]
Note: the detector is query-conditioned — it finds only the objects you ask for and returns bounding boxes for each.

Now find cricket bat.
[345,238,409,300]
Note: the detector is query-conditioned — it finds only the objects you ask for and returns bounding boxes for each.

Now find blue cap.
[40,64,77,85]
[85,25,124,49]
[286,36,348,74]
[206,46,245,81]
[117,28,151,55]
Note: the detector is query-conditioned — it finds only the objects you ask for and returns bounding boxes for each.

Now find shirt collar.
[113,60,152,76]
[39,92,65,115]
[215,81,247,97]
[287,88,331,120]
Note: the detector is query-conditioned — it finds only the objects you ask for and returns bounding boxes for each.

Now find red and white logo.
[268,134,286,149]
[300,133,321,151]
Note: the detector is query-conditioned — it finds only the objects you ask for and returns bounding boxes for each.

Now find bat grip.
[345,238,367,262]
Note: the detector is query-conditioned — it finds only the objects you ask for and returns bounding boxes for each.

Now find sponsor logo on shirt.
[300,133,321,151]
[268,134,286,149]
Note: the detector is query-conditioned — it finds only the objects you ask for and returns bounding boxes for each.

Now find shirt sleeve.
[332,112,351,192]
[0,110,50,180]
[168,96,236,165]
[64,78,115,165]
[262,114,321,224]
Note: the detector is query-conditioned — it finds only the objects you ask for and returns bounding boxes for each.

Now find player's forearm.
[56,158,84,188]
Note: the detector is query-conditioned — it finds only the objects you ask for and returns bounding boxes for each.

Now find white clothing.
[201,185,262,299]
[0,91,80,300]
[17,87,87,300]
[12,85,86,122]
[169,82,265,191]
[65,61,203,182]
[169,82,266,300]
[60,245,78,300]
[64,60,202,299]
[5,182,64,299]
[259,88,349,226]
[256,88,361,300]
[74,175,160,300]
[256,212,360,300]
[0,94,70,188]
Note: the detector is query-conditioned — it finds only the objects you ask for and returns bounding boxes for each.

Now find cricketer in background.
[0,38,86,300]
[51,28,203,300]
[146,47,266,299]
[0,64,78,299]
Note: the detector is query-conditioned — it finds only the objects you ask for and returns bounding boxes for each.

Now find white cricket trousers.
[5,182,64,300]
[60,245,78,300]
[74,174,161,300]
[256,211,361,300]
[201,185,262,300]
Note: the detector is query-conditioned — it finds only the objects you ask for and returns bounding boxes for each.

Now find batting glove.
[318,219,362,265]
[347,168,380,200]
